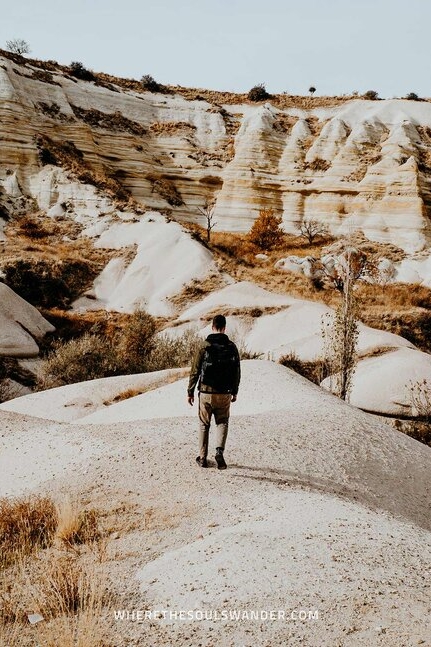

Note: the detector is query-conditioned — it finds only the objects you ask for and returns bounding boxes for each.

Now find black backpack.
[200,341,239,393]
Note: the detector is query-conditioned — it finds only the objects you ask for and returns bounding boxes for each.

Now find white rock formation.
[73,212,217,316]
[1,55,431,252]
[2,361,431,644]
[0,283,54,357]
[322,347,431,416]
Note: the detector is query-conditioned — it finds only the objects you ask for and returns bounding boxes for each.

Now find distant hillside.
[1,51,431,251]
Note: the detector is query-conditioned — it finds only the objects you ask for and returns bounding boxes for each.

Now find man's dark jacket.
[188,333,241,397]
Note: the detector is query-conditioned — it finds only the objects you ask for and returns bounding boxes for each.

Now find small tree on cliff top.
[248,208,284,250]
[6,38,31,55]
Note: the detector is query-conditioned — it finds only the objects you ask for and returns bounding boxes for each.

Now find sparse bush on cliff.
[406,92,420,101]
[35,133,131,204]
[141,74,165,92]
[247,208,285,250]
[70,104,147,136]
[247,83,271,101]
[304,158,331,172]
[5,38,30,56]
[69,61,95,81]
[363,90,379,100]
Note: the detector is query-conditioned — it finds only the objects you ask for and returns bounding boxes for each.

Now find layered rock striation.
[1,53,431,251]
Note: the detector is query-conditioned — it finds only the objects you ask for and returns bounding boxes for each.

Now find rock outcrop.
[1,54,431,252]
[0,283,54,357]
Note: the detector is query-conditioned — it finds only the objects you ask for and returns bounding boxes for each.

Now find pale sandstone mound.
[0,283,54,357]
[2,360,431,645]
[0,367,188,422]
[321,346,431,416]
[73,212,217,315]
[177,281,295,321]
[174,282,415,361]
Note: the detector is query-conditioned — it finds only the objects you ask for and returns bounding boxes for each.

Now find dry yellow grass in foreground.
[0,495,121,647]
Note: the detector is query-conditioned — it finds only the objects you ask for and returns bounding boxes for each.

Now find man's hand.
[231,394,237,403]
[188,395,194,406]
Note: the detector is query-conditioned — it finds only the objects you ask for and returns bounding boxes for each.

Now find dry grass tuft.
[149,121,196,136]
[55,499,101,547]
[32,612,109,647]
[0,496,57,568]
[1,556,110,644]
[0,491,119,646]
[15,213,61,239]
[31,555,104,618]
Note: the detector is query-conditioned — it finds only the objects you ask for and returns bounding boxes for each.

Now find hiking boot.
[196,456,208,468]
[215,452,227,470]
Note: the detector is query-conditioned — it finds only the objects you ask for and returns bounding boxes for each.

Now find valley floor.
[2,362,431,646]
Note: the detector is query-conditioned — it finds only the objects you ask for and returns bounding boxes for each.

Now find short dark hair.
[212,314,226,330]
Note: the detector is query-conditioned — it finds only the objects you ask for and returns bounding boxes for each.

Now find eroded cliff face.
[1,53,431,252]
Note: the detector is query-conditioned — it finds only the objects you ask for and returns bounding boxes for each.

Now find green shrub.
[141,74,164,92]
[114,310,157,374]
[146,328,204,372]
[69,61,94,81]
[39,333,117,388]
[363,90,379,100]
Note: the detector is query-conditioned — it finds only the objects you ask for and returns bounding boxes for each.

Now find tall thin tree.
[198,200,217,243]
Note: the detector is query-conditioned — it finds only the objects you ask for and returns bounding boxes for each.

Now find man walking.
[187,315,241,470]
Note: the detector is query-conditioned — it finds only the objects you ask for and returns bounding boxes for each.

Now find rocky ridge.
[1,53,431,252]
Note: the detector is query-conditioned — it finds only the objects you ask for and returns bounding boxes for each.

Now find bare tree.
[298,218,328,245]
[322,247,360,402]
[198,200,217,243]
[333,249,367,292]
[5,38,31,55]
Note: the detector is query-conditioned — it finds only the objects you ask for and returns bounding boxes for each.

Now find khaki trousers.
[198,392,231,459]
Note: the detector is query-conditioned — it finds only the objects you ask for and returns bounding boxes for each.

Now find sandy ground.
[2,361,431,646]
